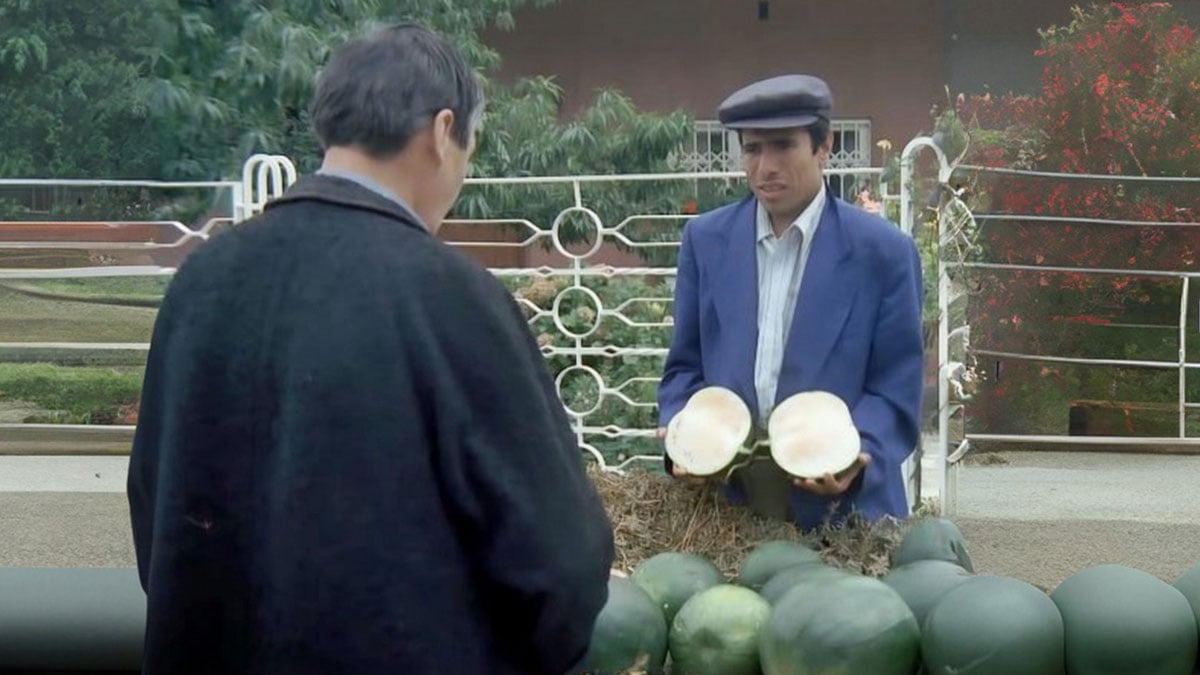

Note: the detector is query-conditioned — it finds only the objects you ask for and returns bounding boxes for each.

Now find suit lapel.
[712,197,761,418]
[778,196,858,398]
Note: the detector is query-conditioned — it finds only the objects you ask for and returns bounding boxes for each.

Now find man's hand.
[658,427,718,486]
[793,452,871,496]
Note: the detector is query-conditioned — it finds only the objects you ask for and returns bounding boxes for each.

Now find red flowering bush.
[951,2,1200,435]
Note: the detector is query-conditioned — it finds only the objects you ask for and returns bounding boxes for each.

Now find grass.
[0,362,144,423]
[0,277,167,308]
[0,277,157,423]
[0,282,159,343]
[8,277,170,296]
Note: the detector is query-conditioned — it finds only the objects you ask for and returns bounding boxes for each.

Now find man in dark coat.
[127,23,615,675]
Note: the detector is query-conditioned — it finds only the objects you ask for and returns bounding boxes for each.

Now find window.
[827,119,872,201]
[671,120,741,173]
[674,119,873,200]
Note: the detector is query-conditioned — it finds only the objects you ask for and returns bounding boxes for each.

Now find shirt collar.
[316,168,426,228]
[755,182,827,243]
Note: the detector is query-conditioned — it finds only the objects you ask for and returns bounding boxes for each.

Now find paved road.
[0,491,134,568]
[942,450,1200,588]
[954,451,1200,524]
[0,456,129,492]
[2,452,1199,589]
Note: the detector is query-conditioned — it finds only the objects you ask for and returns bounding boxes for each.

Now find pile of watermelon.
[580,517,1200,675]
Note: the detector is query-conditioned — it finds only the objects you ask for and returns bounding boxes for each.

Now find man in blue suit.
[657,74,925,531]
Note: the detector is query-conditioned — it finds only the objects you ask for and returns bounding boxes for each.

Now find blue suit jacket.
[657,190,925,529]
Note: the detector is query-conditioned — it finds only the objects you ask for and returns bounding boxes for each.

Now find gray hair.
[311,23,483,158]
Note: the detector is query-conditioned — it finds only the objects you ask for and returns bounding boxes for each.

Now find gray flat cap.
[717,74,833,129]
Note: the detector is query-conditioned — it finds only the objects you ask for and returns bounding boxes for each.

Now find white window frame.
[676,118,872,173]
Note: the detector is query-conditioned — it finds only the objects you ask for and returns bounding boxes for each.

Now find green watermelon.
[921,575,1064,675]
[580,576,668,675]
[759,575,920,675]
[892,517,974,572]
[1052,564,1197,675]
[1173,561,1200,670]
[631,552,725,624]
[759,562,853,606]
[881,559,972,627]
[737,540,823,591]
[669,584,771,675]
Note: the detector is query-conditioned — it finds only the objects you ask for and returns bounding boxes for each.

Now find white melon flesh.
[665,387,752,476]
[768,391,860,479]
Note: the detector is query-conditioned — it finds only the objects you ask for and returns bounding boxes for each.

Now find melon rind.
[665,387,753,476]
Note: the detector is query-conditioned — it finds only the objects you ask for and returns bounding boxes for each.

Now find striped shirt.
[754,184,826,426]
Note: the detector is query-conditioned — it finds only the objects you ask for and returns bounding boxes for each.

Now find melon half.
[767,391,860,479]
[665,387,753,476]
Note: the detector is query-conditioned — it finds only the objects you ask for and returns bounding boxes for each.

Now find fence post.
[240,154,298,219]
[900,136,955,514]
[1180,275,1190,438]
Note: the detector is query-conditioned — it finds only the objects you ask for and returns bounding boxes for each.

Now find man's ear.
[817,132,834,166]
[431,109,456,162]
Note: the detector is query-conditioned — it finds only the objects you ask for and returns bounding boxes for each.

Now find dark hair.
[736,118,832,154]
[311,22,482,158]
[806,118,831,151]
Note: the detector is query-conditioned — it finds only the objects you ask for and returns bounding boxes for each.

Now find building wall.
[939,0,1077,97]
[940,0,1200,97]
[482,0,948,164]
[484,0,1200,159]
[478,0,1200,271]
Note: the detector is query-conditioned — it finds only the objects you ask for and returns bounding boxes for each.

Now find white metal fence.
[450,166,896,473]
[902,138,1200,514]
[0,159,902,460]
[6,144,1199,519]
[0,174,241,454]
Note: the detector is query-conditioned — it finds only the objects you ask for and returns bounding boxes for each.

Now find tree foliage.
[0,0,174,177]
[0,0,691,185]
[946,2,1200,435]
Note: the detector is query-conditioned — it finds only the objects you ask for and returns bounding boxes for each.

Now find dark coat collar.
[266,174,429,235]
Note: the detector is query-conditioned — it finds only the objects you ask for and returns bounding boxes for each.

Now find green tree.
[0,0,693,186]
[0,0,174,178]
[458,76,704,255]
[0,0,697,243]
[150,0,692,183]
